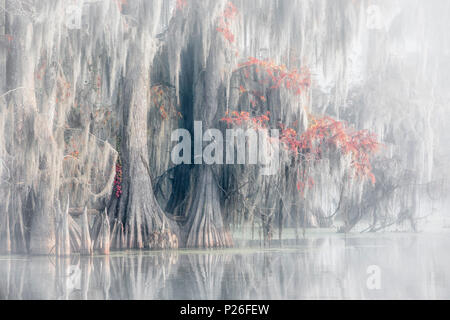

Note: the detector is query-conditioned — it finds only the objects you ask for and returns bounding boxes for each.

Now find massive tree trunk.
[107,1,178,250]
[167,0,234,248]
[185,166,233,248]
[4,0,59,255]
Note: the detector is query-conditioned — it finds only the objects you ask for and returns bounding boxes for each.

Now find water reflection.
[0,233,449,299]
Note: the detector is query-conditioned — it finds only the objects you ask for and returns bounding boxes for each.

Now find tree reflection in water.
[1,234,449,300]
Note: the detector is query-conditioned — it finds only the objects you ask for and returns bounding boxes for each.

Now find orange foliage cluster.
[64,138,80,161]
[115,0,127,13]
[221,112,380,186]
[238,86,267,109]
[64,150,79,160]
[217,2,239,43]
[152,86,169,119]
[223,1,238,19]
[176,0,187,11]
[70,150,80,158]
[238,57,311,95]
[151,85,183,120]
[296,177,315,195]
[114,162,123,198]
[279,116,380,184]
[92,108,113,126]
[221,111,270,130]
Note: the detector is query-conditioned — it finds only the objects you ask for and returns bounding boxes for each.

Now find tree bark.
[80,207,92,255]
[185,166,233,248]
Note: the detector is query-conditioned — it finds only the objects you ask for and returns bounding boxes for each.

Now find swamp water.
[0,232,449,300]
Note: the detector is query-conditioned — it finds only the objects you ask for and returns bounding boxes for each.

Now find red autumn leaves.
[115,0,127,13]
[221,112,381,187]
[176,0,380,195]
[279,116,380,185]
[217,2,239,43]
[176,0,187,11]
[178,1,238,44]
[114,162,123,198]
[238,57,311,96]
[221,111,270,130]
[151,85,183,120]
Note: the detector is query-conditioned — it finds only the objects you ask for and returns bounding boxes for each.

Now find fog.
[0,0,449,300]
